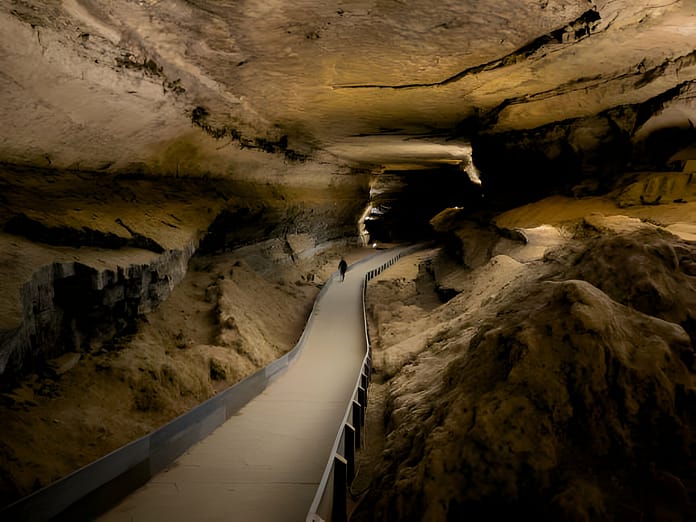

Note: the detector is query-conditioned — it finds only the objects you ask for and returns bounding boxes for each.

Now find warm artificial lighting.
[358,204,372,245]
[328,136,476,168]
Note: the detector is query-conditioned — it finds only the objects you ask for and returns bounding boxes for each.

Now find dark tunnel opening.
[362,164,484,243]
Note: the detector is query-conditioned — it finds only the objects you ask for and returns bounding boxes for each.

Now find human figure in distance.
[338,257,348,282]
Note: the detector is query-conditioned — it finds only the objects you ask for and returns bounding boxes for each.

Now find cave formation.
[1,1,696,520]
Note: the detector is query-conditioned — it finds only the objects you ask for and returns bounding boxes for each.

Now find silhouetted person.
[338,257,347,282]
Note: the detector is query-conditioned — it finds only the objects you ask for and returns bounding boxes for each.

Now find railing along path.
[0,245,420,522]
[307,245,422,521]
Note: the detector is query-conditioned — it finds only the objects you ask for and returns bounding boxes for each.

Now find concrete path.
[99,248,402,522]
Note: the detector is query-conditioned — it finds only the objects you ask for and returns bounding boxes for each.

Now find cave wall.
[0,243,192,384]
[2,0,696,388]
[472,80,696,210]
[473,114,628,207]
[0,166,369,386]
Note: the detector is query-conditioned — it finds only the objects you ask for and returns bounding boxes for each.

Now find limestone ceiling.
[1,0,695,173]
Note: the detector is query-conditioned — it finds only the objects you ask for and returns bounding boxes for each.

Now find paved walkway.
[99,248,403,522]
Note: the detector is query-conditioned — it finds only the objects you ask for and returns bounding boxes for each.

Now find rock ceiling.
[1,0,695,176]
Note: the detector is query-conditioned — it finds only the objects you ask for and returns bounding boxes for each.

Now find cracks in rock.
[114,218,165,253]
[115,53,163,75]
[180,0,223,18]
[190,106,308,162]
[4,213,126,251]
[160,220,179,229]
[332,8,603,90]
[35,27,46,54]
[2,213,165,253]
[333,1,690,132]
[634,50,696,90]
[633,79,696,132]
[481,69,629,128]
[114,52,187,96]
[481,49,696,130]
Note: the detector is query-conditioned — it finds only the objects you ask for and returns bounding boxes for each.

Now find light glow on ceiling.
[328,136,476,167]
[329,136,483,186]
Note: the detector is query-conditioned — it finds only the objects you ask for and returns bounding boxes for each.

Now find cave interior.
[1,0,696,520]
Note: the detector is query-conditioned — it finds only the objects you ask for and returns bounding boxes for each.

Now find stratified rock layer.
[1,1,695,174]
[0,166,368,384]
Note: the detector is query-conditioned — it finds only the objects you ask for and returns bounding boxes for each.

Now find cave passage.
[95,249,408,522]
[363,164,484,243]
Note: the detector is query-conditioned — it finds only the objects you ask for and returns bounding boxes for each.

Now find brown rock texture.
[1,0,696,518]
[1,1,695,175]
[358,227,696,522]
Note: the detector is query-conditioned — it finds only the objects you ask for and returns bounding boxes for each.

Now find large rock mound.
[563,228,696,352]
[361,230,696,521]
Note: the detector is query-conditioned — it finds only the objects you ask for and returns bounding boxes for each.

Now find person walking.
[338,257,347,282]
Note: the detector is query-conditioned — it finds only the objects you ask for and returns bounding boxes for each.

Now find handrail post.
[358,386,367,426]
[361,371,369,403]
[332,454,348,522]
[352,400,362,449]
[344,424,356,484]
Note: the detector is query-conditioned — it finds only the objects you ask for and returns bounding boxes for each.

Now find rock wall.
[472,108,637,209]
[472,78,696,212]
[0,165,370,386]
[0,242,193,383]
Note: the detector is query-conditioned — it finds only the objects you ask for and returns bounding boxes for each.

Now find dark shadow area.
[363,165,483,243]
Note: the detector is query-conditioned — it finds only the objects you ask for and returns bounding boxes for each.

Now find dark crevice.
[469,76,696,207]
[2,213,164,253]
[333,8,602,90]
[471,107,637,208]
[633,79,696,132]
[1,256,183,387]
[114,218,165,253]
[482,50,696,129]
[190,106,308,162]
[197,206,273,254]
[4,213,129,250]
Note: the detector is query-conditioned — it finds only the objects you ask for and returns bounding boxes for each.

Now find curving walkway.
[99,248,406,522]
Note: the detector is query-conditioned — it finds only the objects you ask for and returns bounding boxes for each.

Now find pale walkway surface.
[100,249,400,522]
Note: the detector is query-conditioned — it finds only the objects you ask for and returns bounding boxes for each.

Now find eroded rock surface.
[359,226,696,522]
[1,1,695,175]
[1,0,696,518]
[0,165,367,384]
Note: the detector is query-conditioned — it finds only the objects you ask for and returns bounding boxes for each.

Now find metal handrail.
[306,245,421,522]
[0,249,341,521]
[1,245,420,522]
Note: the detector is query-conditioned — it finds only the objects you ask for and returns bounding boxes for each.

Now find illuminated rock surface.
[360,223,696,521]
[0,0,695,519]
